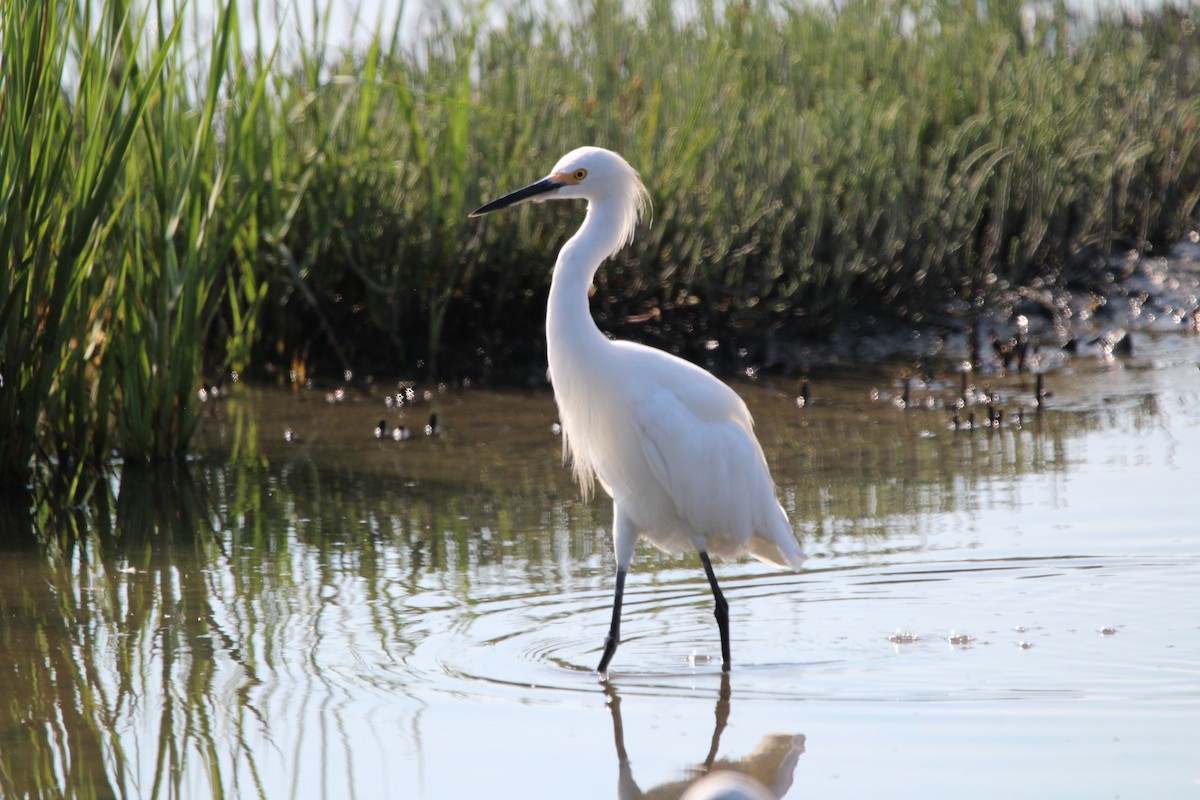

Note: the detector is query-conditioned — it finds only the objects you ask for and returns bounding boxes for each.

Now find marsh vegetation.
[2,0,1198,488]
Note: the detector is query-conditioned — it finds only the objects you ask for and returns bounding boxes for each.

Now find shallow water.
[3,334,1199,799]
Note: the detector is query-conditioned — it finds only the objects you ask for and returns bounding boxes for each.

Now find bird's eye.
[573,168,587,181]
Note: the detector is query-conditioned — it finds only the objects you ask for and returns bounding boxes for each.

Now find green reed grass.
[111,0,273,459]
[2,0,1198,491]
[269,0,1197,378]
[1,0,177,488]
[1,0,316,487]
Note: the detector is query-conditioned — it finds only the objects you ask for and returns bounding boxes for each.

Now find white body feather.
[542,147,805,573]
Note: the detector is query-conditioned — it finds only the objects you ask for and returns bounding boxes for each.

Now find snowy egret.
[470,147,806,672]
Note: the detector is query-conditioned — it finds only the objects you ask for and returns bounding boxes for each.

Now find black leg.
[699,551,731,670]
[597,567,627,674]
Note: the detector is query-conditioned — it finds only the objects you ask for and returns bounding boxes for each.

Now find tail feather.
[747,533,807,571]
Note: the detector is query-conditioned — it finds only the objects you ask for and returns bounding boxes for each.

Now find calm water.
[2,334,1199,799]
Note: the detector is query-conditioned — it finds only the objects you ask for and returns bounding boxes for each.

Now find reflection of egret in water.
[605,675,805,800]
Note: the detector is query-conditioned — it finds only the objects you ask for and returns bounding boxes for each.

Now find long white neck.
[544,199,635,498]
[545,201,630,369]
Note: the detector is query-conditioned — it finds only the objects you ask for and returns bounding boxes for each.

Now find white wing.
[631,372,805,571]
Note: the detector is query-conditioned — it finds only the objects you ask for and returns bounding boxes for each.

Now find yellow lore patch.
[552,168,588,185]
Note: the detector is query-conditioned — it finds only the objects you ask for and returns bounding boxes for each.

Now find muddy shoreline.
[756,240,1200,378]
[286,240,1200,394]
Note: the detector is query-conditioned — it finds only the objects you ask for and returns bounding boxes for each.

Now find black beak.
[469,177,562,217]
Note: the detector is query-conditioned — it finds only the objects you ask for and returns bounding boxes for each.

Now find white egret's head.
[470,147,651,251]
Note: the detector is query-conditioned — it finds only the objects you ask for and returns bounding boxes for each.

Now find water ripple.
[372,553,1200,705]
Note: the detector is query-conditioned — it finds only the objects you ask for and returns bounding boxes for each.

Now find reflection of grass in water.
[0,452,610,796]
[0,466,291,798]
